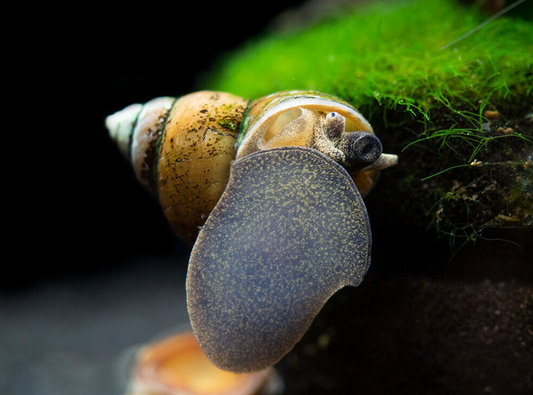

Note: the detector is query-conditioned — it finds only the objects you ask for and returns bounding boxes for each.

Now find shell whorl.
[156,91,247,245]
[106,90,398,244]
[131,97,175,191]
[106,91,248,245]
[106,97,175,192]
[105,103,143,159]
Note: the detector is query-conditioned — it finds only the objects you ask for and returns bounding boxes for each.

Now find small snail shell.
[128,330,281,395]
[107,90,398,373]
[107,90,397,245]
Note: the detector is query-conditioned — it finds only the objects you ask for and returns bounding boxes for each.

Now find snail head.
[314,111,384,170]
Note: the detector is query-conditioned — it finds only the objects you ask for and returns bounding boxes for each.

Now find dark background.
[4,1,531,394]
[4,2,310,394]
[13,0,313,289]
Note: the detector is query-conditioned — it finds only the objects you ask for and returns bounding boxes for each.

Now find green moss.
[202,0,533,250]
[206,0,531,104]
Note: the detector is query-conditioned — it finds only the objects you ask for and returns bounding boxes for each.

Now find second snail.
[107,90,398,373]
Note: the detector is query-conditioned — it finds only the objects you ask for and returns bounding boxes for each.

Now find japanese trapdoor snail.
[107,90,398,373]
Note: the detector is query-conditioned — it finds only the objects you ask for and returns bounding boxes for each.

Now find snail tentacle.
[312,111,347,164]
[360,152,400,172]
[324,111,345,139]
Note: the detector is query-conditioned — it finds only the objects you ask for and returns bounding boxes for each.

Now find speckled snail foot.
[106,90,398,374]
[186,147,371,373]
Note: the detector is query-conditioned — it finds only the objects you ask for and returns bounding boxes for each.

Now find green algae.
[203,0,533,250]
[206,0,531,107]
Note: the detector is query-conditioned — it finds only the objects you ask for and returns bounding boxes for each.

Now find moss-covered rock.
[203,0,532,251]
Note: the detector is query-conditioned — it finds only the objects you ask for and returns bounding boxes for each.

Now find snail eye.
[187,146,371,373]
[324,112,345,139]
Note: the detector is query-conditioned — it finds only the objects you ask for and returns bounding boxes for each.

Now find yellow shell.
[106,90,397,245]
[157,92,247,244]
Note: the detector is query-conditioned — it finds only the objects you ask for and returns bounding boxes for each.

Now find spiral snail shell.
[107,90,397,244]
[107,90,398,373]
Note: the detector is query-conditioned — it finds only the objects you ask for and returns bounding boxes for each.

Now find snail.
[127,330,282,395]
[106,90,398,373]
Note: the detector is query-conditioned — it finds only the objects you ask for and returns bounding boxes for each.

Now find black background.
[13,0,312,289]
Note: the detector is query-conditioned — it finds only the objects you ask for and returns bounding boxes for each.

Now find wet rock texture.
[278,276,532,395]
